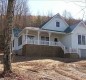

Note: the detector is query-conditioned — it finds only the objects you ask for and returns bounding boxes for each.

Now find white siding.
[12,37,18,51]
[61,34,72,48]
[72,23,86,49]
[42,15,68,32]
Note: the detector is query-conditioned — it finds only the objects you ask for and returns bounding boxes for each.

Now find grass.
[0,54,86,80]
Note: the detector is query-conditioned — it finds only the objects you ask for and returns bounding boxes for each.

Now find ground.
[0,54,86,80]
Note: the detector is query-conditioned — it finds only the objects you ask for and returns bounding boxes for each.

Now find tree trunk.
[3,0,15,73]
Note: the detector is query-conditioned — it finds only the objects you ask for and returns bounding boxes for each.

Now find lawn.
[0,54,86,80]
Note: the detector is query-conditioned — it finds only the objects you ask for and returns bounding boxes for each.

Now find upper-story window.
[56,21,60,27]
[78,35,86,45]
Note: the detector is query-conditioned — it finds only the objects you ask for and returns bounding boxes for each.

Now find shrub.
[64,53,79,59]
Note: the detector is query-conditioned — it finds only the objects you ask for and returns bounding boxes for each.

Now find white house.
[12,13,86,58]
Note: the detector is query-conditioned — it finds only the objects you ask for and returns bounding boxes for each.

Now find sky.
[28,0,86,19]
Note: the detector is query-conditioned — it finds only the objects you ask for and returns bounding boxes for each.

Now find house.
[11,13,86,58]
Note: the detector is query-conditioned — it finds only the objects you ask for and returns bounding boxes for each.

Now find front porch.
[19,27,65,49]
[17,27,79,54]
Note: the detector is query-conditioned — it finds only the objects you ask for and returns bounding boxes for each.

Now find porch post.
[49,32,51,46]
[25,29,28,44]
[38,31,40,45]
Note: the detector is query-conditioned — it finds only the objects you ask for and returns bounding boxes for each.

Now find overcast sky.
[28,0,86,19]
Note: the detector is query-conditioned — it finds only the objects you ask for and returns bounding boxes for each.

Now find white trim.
[38,31,40,45]
[25,29,28,44]
[49,32,51,45]
[78,34,86,45]
[72,21,86,33]
[18,27,66,38]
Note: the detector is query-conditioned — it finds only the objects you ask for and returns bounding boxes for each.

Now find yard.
[0,54,86,80]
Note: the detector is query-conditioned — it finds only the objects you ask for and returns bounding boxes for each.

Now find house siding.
[72,23,86,49]
[12,37,18,51]
[42,15,68,31]
[71,23,86,58]
[61,34,72,48]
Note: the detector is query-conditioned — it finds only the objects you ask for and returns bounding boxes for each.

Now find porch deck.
[21,39,78,54]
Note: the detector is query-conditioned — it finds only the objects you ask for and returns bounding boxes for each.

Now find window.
[41,36,49,41]
[78,35,81,45]
[78,35,86,45]
[13,40,14,47]
[46,37,49,41]
[27,35,34,40]
[41,36,45,41]
[82,35,85,45]
[18,36,22,46]
[56,22,60,27]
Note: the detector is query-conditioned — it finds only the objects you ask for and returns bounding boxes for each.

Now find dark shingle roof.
[13,27,22,37]
[64,22,80,33]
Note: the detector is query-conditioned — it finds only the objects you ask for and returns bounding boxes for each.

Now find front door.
[54,38,58,42]
[54,38,58,45]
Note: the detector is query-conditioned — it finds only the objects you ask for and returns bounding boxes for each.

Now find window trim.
[82,35,85,45]
[56,21,60,27]
[78,35,81,45]
[78,35,86,45]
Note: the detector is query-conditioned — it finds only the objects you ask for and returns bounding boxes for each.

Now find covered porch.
[12,27,80,56]
[16,27,79,54]
[19,27,66,49]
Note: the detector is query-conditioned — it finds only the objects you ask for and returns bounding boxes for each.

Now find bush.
[64,53,79,59]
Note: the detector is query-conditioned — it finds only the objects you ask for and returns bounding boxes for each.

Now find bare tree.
[3,0,15,73]
[14,0,29,28]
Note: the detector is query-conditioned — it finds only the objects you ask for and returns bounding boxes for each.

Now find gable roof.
[13,27,22,37]
[40,13,69,28]
[64,22,80,33]
[39,17,52,28]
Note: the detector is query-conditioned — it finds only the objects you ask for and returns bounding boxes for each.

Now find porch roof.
[18,27,66,36]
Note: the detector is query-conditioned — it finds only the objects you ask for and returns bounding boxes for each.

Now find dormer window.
[56,21,60,27]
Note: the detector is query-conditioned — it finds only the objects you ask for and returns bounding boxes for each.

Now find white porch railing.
[26,39,65,51]
[40,40,49,45]
[19,39,78,54]
[50,41,65,50]
[27,39,63,46]
[27,39,38,44]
